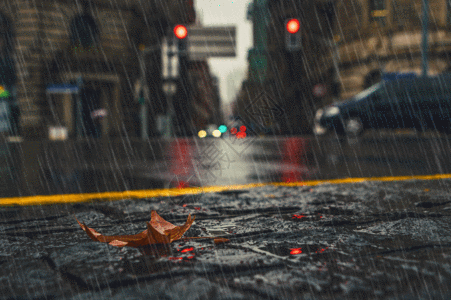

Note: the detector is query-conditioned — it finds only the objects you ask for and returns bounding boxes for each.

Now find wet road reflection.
[7,133,451,196]
[161,134,451,189]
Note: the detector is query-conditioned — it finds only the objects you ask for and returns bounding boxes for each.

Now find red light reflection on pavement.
[282,137,308,183]
[290,248,302,255]
[168,139,194,187]
[292,214,305,219]
[177,181,189,188]
[181,247,194,253]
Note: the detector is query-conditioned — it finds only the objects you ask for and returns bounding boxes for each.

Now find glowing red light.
[181,247,194,253]
[187,255,194,259]
[236,131,246,139]
[292,214,305,219]
[182,204,187,207]
[231,127,237,134]
[169,257,183,261]
[286,19,300,34]
[240,125,246,132]
[290,248,302,255]
[174,25,188,39]
[177,181,188,188]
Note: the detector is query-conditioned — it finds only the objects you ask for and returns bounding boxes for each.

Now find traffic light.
[174,24,188,53]
[218,125,227,133]
[285,18,301,51]
[174,25,188,39]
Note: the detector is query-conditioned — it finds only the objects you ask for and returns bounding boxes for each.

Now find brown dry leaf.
[76,211,195,248]
[213,238,230,244]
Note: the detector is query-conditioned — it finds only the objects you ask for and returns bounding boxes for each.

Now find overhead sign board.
[46,84,79,94]
[187,26,236,60]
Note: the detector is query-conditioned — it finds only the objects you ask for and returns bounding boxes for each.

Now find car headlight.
[324,106,340,117]
[315,109,324,120]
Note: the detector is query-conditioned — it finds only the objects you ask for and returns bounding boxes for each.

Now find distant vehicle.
[314,74,451,136]
[198,124,222,138]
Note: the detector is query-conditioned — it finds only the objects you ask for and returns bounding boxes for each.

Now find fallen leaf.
[76,211,195,248]
[214,238,230,244]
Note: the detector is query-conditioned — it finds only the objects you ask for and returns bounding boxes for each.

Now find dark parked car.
[314,74,451,136]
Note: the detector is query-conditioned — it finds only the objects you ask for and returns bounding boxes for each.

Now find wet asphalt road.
[0,132,450,197]
[3,179,451,299]
[20,132,451,196]
[143,132,451,189]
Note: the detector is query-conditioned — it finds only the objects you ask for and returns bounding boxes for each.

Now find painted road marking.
[1,173,451,206]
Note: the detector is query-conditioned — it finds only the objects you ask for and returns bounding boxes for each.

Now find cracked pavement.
[2,179,451,299]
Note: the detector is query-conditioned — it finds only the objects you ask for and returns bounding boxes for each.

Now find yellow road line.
[1,173,451,206]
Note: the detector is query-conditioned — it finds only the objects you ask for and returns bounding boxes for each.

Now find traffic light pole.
[138,51,148,140]
[138,45,160,140]
[76,76,83,139]
[178,39,189,137]
[422,0,429,77]
[164,36,175,139]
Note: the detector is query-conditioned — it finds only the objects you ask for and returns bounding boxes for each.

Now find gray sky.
[194,0,253,114]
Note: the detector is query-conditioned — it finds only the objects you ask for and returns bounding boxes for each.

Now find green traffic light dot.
[218,125,227,133]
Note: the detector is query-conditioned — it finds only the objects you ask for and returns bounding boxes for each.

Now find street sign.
[48,126,68,141]
[91,109,107,119]
[313,84,327,97]
[187,26,236,60]
[133,79,150,103]
[46,84,79,94]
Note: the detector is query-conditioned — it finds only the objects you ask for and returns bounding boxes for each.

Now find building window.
[369,0,387,26]
[70,5,99,48]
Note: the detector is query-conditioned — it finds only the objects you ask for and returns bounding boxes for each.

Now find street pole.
[422,0,429,77]
[138,45,161,141]
[76,76,83,139]
[139,51,148,140]
[178,39,190,137]
[166,37,174,139]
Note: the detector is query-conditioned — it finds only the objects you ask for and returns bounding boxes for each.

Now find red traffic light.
[286,19,300,34]
[174,25,188,39]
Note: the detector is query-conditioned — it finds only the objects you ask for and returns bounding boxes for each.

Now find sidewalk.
[2,178,451,299]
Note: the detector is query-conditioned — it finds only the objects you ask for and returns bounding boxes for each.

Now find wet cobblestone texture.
[2,179,451,299]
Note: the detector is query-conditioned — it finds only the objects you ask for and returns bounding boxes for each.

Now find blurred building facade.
[184,60,223,133]
[328,0,451,100]
[235,0,451,135]
[0,0,195,139]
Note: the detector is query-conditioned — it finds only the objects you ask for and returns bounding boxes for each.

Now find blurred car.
[314,74,451,136]
[198,124,222,138]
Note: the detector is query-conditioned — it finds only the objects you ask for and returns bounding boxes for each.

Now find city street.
[2,0,451,298]
[1,134,451,298]
[8,132,451,197]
